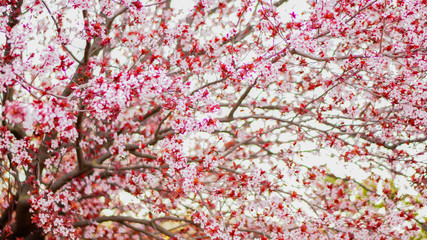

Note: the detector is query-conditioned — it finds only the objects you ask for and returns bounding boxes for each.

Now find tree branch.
[74,216,176,238]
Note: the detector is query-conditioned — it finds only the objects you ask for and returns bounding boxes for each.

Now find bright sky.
[2,0,424,219]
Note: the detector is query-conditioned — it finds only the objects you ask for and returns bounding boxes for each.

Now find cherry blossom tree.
[1,0,426,239]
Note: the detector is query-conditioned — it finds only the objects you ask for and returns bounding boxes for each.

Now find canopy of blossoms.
[0,0,426,239]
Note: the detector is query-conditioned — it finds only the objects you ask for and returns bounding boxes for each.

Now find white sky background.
[1,0,424,218]
[172,0,423,208]
[172,0,368,182]
[172,0,427,219]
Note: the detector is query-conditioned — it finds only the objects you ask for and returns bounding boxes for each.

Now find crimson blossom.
[1,0,427,239]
